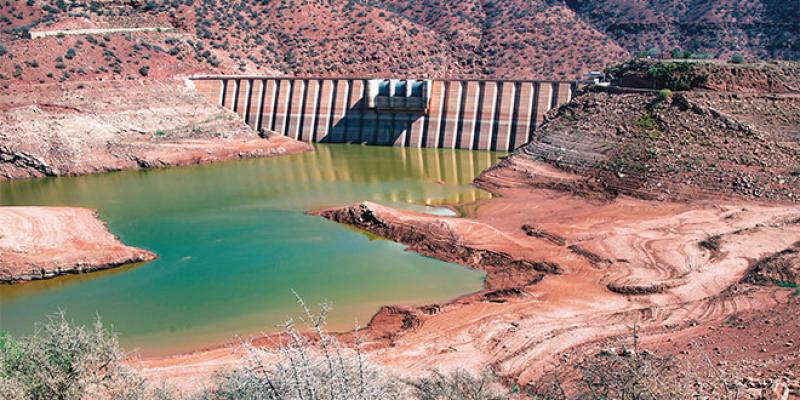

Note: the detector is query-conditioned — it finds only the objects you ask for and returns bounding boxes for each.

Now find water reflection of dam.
[190,76,582,151]
[259,144,500,206]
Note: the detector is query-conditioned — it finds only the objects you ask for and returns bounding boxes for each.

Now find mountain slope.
[0,0,797,86]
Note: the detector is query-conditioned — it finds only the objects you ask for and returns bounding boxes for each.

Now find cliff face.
[490,61,800,203]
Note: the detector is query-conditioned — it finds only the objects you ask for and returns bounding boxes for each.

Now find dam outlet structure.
[190,76,584,151]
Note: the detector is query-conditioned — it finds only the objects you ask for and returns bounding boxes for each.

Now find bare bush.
[196,292,407,400]
[407,369,509,400]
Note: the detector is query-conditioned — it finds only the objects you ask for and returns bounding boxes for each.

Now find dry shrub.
[406,368,508,400]
[0,311,177,400]
[527,327,742,400]
[196,292,407,400]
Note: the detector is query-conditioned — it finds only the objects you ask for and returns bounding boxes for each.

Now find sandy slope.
[0,80,312,180]
[0,207,157,283]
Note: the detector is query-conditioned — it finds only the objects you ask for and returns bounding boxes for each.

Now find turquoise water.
[0,144,501,355]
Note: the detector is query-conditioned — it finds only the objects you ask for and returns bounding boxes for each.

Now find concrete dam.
[190,76,584,151]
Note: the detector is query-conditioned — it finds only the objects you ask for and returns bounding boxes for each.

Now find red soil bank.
[0,207,157,283]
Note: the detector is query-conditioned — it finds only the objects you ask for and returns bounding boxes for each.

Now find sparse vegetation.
[0,312,175,400]
[528,328,743,399]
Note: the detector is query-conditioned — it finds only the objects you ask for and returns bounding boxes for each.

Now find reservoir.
[0,144,500,355]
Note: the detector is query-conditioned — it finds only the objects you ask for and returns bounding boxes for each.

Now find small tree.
[139,65,150,76]
[730,53,745,64]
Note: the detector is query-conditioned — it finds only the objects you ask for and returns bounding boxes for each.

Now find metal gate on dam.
[189,76,584,151]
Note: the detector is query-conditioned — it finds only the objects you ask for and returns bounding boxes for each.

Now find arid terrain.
[1,0,798,85]
[0,206,156,282]
[132,61,800,398]
[1,1,798,398]
[0,80,311,180]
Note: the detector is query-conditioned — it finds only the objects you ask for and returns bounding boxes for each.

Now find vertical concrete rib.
[273,80,292,135]
[458,81,480,150]
[424,80,446,148]
[223,79,237,110]
[534,82,553,127]
[556,82,572,107]
[286,80,306,140]
[239,79,255,128]
[254,80,265,131]
[329,80,350,143]
[441,81,463,149]
[476,81,498,150]
[219,80,228,107]
[512,82,534,149]
[345,80,365,143]
[494,81,516,151]
[300,80,320,142]
[237,80,250,119]
[408,114,425,147]
[362,80,380,144]
[260,80,277,132]
[216,80,226,106]
[315,80,335,142]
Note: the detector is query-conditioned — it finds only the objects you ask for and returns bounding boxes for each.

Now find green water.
[0,144,501,356]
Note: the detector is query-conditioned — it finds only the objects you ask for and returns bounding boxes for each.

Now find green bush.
[730,53,745,64]
[139,65,150,76]
[658,88,673,100]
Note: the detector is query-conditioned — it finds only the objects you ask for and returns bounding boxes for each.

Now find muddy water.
[0,144,501,356]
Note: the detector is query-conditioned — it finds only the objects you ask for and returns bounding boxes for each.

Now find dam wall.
[190,76,584,151]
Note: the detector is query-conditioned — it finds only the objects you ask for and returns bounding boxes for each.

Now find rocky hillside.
[493,60,800,202]
[1,0,797,86]
[565,0,799,62]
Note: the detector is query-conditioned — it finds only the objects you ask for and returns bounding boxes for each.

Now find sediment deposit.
[317,159,800,386]
[0,80,311,180]
[0,207,157,283]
